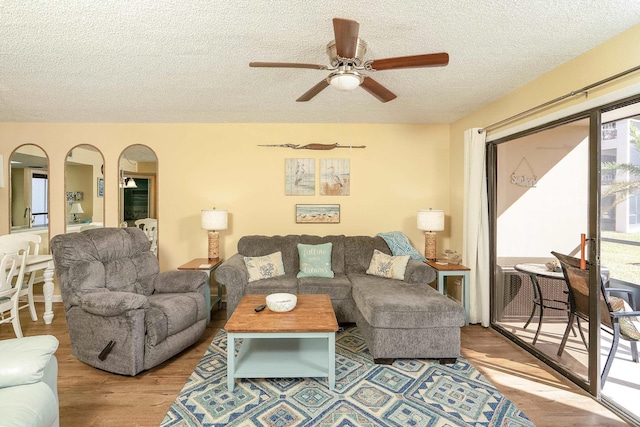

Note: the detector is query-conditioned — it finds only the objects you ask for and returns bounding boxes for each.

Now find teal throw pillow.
[297,243,334,278]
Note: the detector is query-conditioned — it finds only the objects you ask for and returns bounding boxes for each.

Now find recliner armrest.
[80,291,148,316]
[0,335,59,388]
[153,270,207,294]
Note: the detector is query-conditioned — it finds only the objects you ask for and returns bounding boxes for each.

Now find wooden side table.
[426,261,471,325]
[178,258,224,323]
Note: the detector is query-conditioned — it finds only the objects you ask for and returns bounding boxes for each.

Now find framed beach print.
[320,158,350,196]
[296,204,340,224]
[285,158,315,195]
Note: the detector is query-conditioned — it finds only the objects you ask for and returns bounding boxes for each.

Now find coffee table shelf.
[233,334,334,379]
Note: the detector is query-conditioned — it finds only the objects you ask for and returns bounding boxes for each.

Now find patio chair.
[552,251,640,386]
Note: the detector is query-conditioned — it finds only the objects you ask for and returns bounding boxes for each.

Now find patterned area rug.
[161,327,535,427]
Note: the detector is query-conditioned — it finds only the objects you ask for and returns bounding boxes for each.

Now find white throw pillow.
[366,249,410,280]
[244,251,286,282]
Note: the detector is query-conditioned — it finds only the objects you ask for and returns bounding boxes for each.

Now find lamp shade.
[329,73,362,91]
[417,209,444,232]
[70,202,84,214]
[201,209,228,231]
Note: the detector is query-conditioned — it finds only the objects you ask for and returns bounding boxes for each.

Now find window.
[602,122,618,139]
[31,172,48,226]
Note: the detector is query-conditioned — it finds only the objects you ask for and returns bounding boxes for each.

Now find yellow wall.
[450,24,640,251]
[0,123,450,276]
[2,23,640,295]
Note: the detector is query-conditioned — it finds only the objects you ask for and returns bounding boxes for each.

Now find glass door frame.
[489,94,640,424]
[486,105,630,397]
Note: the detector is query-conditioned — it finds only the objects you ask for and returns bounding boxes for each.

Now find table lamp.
[201,208,228,260]
[70,202,84,223]
[417,209,445,260]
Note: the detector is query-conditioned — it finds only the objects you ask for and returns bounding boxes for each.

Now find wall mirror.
[65,145,105,233]
[9,144,50,254]
[119,145,158,254]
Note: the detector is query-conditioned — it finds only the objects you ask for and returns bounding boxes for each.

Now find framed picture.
[320,158,350,196]
[296,204,340,224]
[285,158,315,196]
[97,178,104,197]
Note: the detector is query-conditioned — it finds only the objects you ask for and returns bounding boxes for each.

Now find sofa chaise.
[215,234,465,363]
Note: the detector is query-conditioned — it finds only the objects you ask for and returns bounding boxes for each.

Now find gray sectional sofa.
[215,234,465,363]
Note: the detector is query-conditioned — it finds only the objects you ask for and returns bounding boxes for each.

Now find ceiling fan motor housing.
[326,38,367,67]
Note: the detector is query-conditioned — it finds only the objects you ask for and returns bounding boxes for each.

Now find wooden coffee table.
[224,294,338,391]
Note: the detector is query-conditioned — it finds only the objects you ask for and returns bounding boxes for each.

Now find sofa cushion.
[366,249,410,280]
[344,236,392,274]
[298,274,352,300]
[610,296,640,340]
[245,275,298,295]
[147,292,204,337]
[244,251,286,282]
[297,243,334,278]
[350,274,465,329]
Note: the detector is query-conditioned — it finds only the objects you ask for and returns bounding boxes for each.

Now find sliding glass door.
[490,116,593,387]
[599,101,640,420]
[489,96,640,423]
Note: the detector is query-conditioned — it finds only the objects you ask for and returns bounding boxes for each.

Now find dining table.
[23,254,56,324]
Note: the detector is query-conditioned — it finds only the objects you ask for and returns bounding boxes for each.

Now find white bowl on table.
[266,293,297,312]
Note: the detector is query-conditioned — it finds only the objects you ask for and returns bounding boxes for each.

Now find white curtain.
[463,128,490,326]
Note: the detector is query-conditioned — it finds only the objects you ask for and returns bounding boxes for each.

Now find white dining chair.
[0,233,41,321]
[0,240,29,338]
[134,218,158,256]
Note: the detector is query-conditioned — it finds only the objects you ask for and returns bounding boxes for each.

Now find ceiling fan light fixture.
[329,72,363,91]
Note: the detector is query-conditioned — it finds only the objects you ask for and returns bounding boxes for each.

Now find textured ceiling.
[1,1,639,124]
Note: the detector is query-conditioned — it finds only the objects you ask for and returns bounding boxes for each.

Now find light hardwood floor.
[1,303,630,426]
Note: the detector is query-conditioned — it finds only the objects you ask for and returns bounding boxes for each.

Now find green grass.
[601,231,640,284]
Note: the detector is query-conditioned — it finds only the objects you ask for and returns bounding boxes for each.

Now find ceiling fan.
[250,18,449,103]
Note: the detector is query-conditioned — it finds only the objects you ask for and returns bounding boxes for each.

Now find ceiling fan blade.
[333,18,360,58]
[360,77,397,103]
[369,53,449,71]
[250,62,327,70]
[296,79,330,102]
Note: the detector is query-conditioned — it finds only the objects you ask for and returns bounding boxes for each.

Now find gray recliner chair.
[51,227,207,376]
